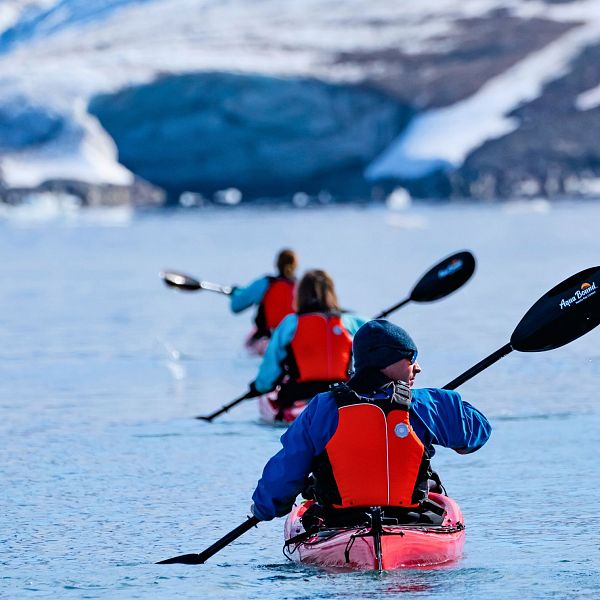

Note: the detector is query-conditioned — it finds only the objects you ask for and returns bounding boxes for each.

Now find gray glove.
[392,380,411,407]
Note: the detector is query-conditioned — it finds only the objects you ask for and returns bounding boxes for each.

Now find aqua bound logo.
[559,281,597,309]
[437,259,463,279]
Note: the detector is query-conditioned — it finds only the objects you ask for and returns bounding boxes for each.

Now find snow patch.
[214,188,243,206]
[1,99,133,187]
[385,187,412,211]
[576,84,600,110]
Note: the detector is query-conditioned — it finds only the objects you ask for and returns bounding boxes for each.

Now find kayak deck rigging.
[283,493,466,571]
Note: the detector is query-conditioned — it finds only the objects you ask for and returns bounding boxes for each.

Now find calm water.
[1,200,599,599]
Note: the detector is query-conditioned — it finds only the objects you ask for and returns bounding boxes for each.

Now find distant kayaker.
[250,319,491,524]
[249,269,367,417]
[230,248,298,352]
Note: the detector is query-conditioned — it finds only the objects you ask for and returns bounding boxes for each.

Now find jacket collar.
[347,367,393,395]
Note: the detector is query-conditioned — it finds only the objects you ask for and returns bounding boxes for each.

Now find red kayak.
[283,493,465,571]
[257,391,307,424]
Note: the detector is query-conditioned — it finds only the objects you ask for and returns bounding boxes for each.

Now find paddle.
[196,250,476,422]
[157,516,260,565]
[375,250,476,319]
[162,251,474,310]
[195,389,261,422]
[158,266,600,566]
[444,266,600,389]
[161,271,233,295]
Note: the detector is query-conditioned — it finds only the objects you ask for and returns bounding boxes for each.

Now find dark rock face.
[0,177,165,207]
[333,14,575,109]
[455,43,600,199]
[89,72,413,198]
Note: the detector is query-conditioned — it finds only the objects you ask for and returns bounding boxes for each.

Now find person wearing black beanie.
[348,318,420,394]
[249,319,492,528]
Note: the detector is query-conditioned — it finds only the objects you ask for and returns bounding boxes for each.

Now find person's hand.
[250,503,266,521]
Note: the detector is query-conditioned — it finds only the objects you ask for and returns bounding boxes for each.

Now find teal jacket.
[230,276,270,313]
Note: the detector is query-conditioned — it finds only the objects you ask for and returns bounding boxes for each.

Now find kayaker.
[230,248,298,345]
[250,319,491,524]
[249,269,367,411]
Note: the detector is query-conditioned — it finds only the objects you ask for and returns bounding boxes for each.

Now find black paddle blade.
[410,251,476,303]
[161,271,201,291]
[511,266,600,352]
[156,553,205,565]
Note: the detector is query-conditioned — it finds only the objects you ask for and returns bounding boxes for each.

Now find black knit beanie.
[352,319,417,372]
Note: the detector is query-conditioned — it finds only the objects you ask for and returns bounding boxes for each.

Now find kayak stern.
[283,493,465,571]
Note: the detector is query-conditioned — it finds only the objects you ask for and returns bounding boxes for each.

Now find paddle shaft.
[443,343,513,390]
[373,250,476,319]
[373,297,410,319]
[198,515,259,562]
[158,516,260,564]
[196,390,260,421]
[200,281,232,295]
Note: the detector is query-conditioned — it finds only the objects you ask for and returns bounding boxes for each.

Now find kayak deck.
[283,493,465,571]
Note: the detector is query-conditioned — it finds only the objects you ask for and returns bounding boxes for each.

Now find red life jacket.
[322,385,429,509]
[261,277,295,331]
[288,313,352,383]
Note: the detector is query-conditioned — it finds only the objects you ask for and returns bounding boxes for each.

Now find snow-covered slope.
[1,0,600,200]
[368,4,600,179]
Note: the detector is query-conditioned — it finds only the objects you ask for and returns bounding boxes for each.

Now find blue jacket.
[255,312,368,393]
[230,276,270,313]
[251,386,491,520]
